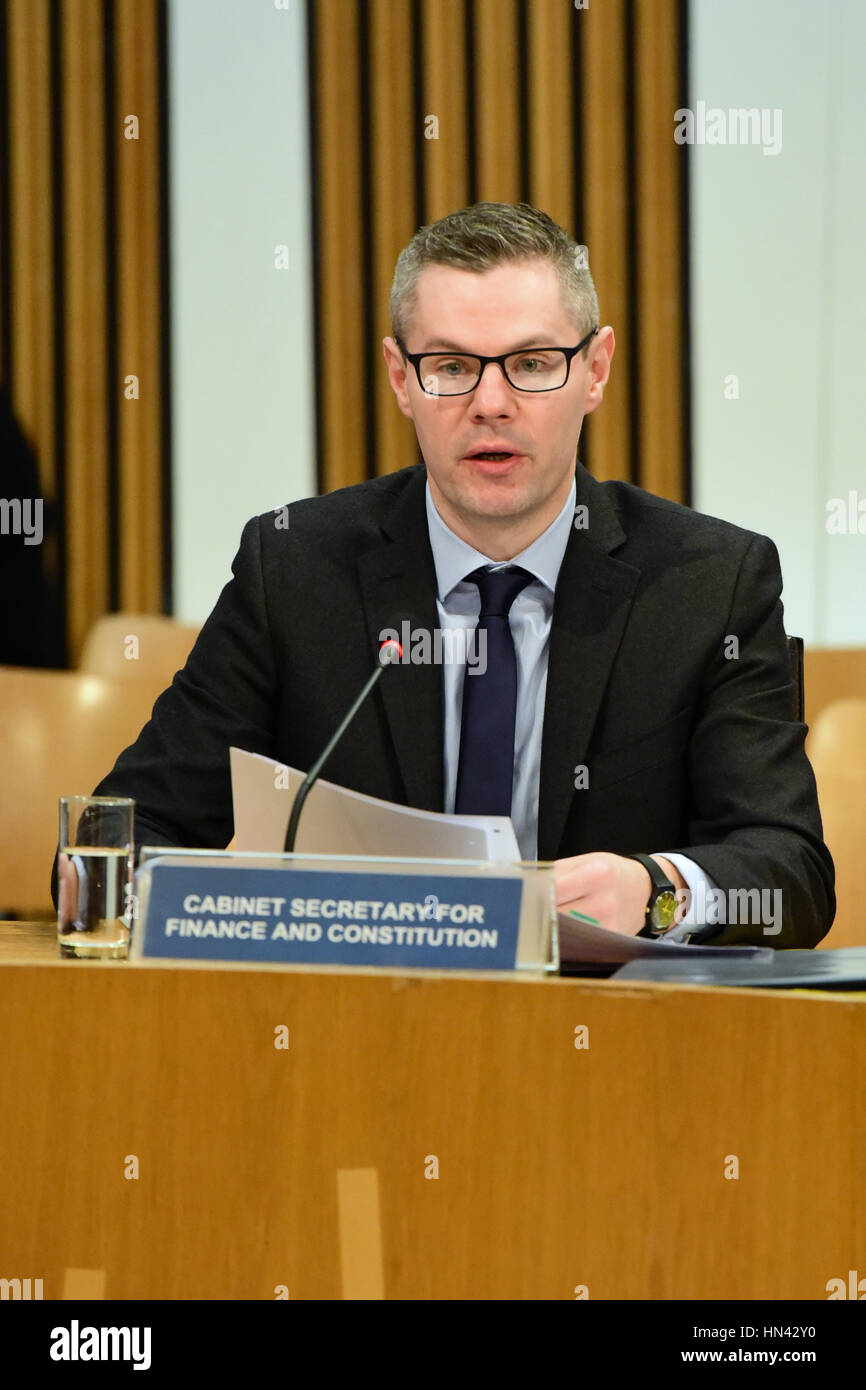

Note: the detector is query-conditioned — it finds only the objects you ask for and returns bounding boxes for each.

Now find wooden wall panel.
[370,0,417,480]
[2,0,688,664]
[60,0,110,658]
[115,0,164,611]
[313,0,365,494]
[580,0,632,485]
[526,0,575,234]
[309,0,690,504]
[634,0,685,503]
[1,0,169,666]
[6,0,56,491]
[473,0,521,199]
[420,0,469,219]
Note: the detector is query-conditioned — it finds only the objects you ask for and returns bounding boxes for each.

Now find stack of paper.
[228,747,521,862]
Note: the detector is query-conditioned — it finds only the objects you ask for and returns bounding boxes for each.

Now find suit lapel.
[356,463,642,850]
[357,468,445,812]
[537,467,641,860]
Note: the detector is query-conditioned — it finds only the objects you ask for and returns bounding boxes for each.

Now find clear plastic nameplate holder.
[132,849,558,973]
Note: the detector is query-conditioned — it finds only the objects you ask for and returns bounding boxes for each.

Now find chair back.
[0,667,158,915]
[803,646,866,725]
[78,613,199,704]
[806,698,866,948]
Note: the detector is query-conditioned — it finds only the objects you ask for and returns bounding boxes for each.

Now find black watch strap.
[628,853,679,937]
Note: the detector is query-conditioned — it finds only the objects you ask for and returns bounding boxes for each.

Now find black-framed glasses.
[396,327,598,396]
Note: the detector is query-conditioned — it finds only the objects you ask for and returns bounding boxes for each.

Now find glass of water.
[57,797,134,959]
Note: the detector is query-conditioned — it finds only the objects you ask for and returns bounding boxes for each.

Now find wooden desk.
[1,921,863,1300]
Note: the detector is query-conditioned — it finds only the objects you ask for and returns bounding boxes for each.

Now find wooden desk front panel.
[0,948,863,1299]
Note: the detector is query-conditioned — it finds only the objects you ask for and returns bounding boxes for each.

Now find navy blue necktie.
[454,566,533,817]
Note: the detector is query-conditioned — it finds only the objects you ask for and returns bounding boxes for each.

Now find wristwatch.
[627,853,679,937]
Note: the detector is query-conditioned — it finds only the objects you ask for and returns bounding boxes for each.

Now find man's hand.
[554,852,688,936]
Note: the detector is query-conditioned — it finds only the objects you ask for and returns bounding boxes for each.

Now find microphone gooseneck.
[283,639,402,853]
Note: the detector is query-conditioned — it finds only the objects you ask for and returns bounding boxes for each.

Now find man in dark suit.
[76,202,834,947]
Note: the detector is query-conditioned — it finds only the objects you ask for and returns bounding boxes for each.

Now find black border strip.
[2,1301,859,1371]
[103,0,119,611]
[156,0,173,606]
[49,0,68,664]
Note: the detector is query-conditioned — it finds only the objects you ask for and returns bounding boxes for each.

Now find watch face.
[650,889,678,931]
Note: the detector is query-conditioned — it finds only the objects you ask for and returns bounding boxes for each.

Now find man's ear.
[583,326,615,416]
[382,336,413,418]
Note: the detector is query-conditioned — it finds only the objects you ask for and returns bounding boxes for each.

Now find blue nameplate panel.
[137,864,523,970]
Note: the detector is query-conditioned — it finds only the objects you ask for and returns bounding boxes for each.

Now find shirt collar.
[425,476,577,602]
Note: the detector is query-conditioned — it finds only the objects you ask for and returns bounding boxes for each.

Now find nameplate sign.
[136,863,523,970]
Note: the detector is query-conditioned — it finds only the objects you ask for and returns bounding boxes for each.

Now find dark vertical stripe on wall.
[410,0,425,231]
[48,0,68,665]
[305,0,324,499]
[516,0,529,203]
[156,0,172,609]
[103,0,120,612]
[623,0,639,489]
[357,0,376,482]
[464,1,477,205]
[0,0,11,388]
[677,0,692,508]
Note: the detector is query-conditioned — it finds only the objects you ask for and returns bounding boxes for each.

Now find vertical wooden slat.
[370,0,417,477]
[315,0,365,495]
[580,0,632,484]
[526,0,575,237]
[634,0,685,503]
[61,0,110,661]
[7,0,55,488]
[421,0,469,220]
[115,0,164,609]
[474,0,521,198]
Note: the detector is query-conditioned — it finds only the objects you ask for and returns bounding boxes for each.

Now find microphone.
[283,638,403,853]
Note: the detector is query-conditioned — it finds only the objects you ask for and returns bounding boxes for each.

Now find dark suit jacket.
[82,462,834,947]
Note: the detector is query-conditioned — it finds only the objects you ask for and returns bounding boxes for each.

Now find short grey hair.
[389,201,599,354]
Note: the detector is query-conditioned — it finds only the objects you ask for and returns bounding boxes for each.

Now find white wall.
[168,0,315,622]
[690,0,866,644]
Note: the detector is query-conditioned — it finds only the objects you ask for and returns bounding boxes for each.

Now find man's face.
[383,257,613,554]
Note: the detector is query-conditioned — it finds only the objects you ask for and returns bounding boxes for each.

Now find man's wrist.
[626,853,682,936]
[649,854,688,896]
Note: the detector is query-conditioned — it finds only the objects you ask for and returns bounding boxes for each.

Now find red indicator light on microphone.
[379,638,403,664]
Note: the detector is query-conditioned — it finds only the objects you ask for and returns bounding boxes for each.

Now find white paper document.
[228,747,522,862]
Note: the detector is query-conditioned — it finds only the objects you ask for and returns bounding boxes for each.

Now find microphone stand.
[283,641,401,853]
